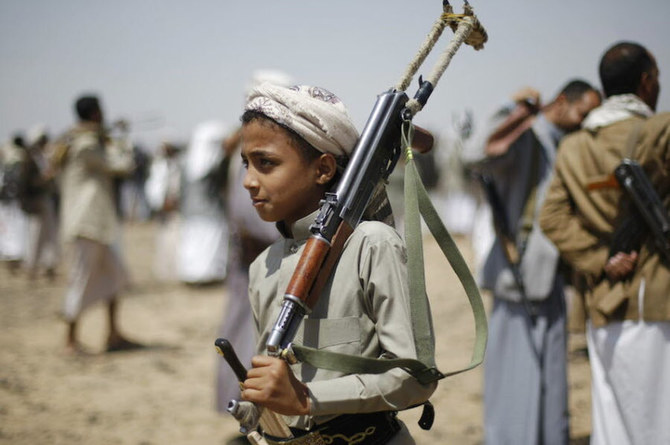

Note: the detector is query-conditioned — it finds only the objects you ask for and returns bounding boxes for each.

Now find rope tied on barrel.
[395,1,488,118]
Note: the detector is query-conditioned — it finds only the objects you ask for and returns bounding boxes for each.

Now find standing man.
[0,134,29,271]
[144,141,183,281]
[468,80,601,445]
[20,126,60,280]
[540,41,668,445]
[59,94,140,354]
[178,120,229,285]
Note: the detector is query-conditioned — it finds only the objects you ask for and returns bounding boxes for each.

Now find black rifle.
[476,173,537,322]
[612,159,670,261]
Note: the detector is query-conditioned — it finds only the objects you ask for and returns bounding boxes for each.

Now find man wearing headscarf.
[178,120,230,284]
[466,80,601,445]
[0,134,29,271]
[20,125,60,279]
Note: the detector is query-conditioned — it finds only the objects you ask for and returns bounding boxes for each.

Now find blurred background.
[0,1,668,444]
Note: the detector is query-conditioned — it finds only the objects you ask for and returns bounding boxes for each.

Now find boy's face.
[241,120,329,226]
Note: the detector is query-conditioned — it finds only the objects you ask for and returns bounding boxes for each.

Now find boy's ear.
[315,153,337,185]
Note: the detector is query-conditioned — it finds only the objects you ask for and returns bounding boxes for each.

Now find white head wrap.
[245,69,294,95]
[184,120,229,182]
[582,94,654,131]
[245,83,359,157]
[27,124,48,146]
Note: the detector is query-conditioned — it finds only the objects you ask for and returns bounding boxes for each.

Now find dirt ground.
[0,220,592,444]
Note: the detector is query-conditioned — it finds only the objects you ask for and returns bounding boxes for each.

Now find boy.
[238,83,436,444]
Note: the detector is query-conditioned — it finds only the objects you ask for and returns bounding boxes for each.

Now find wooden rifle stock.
[304,222,354,309]
[284,237,331,306]
[485,101,537,157]
[412,125,434,154]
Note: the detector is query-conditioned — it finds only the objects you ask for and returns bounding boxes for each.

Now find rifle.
[267,0,487,356]
[612,159,670,262]
[475,173,537,322]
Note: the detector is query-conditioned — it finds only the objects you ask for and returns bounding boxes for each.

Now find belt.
[263,411,401,445]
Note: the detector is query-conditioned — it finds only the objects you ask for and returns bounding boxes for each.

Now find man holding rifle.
[539,41,669,445]
[467,80,600,445]
[58,95,141,354]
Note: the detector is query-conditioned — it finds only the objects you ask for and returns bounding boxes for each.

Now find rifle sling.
[291,345,444,386]
[402,122,487,377]
[518,131,542,253]
[292,122,487,385]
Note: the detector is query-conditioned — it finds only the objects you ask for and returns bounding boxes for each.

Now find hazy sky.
[1,0,669,148]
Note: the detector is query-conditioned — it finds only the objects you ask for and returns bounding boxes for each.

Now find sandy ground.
[0,220,592,444]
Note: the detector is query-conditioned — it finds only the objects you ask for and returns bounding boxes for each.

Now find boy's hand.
[242,355,311,416]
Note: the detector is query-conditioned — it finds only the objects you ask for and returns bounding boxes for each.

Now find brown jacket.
[539,113,670,327]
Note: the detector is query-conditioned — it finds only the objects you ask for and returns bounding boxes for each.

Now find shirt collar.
[276,210,319,241]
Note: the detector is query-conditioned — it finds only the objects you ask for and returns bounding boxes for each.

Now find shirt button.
[289,244,298,254]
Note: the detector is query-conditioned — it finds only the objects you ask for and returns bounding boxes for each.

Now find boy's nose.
[242,169,257,190]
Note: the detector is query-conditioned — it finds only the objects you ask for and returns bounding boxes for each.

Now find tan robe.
[539,113,670,327]
[59,123,133,320]
[249,211,436,437]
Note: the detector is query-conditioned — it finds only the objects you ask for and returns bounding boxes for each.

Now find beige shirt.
[60,123,134,245]
[539,113,670,327]
[249,211,436,429]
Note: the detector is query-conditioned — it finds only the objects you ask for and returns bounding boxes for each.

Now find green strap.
[402,124,436,368]
[291,122,487,383]
[402,121,487,376]
[291,345,443,386]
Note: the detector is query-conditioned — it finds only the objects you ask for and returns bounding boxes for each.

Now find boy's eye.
[254,156,277,169]
[241,159,249,169]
